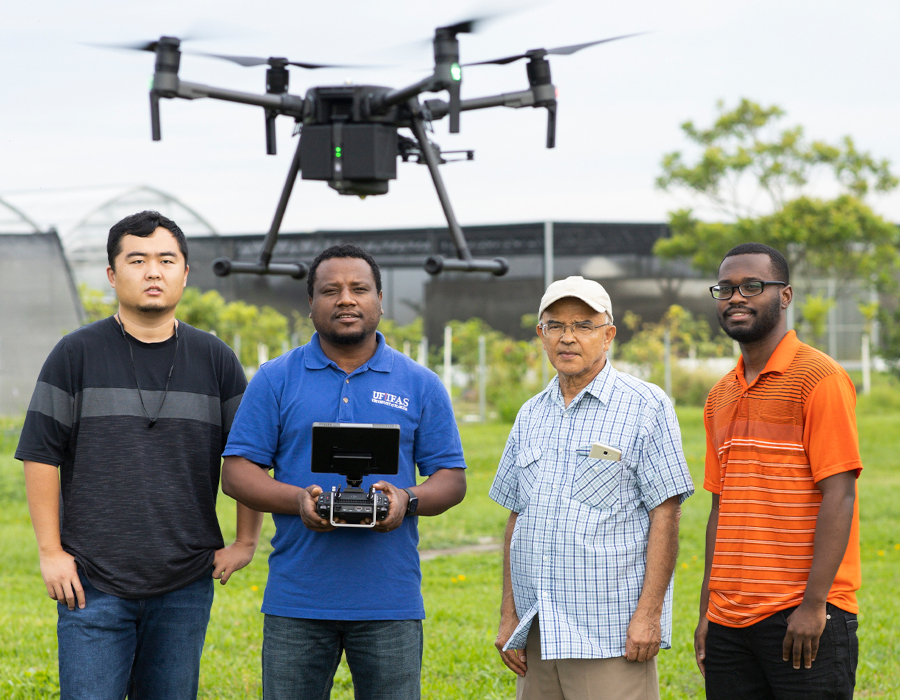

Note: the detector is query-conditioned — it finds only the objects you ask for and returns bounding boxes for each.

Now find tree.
[80,284,293,369]
[177,288,226,331]
[616,305,732,406]
[654,99,900,291]
[78,283,117,323]
[379,317,424,353]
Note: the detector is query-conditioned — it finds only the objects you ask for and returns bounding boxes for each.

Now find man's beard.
[313,319,378,347]
[136,301,173,315]
[718,297,782,344]
[317,325,373,346]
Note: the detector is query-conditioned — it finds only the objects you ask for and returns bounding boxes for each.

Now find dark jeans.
[262,615,423,700]
[705,603,858,700]
[57,570,214,700]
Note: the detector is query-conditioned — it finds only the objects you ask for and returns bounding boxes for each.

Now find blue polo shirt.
[224,332,466,620]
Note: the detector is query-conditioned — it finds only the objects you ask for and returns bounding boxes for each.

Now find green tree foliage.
[176,289,290,367]
[798,294,834,350]
[379,317,424,352]
[616,305,731,406]
[878,304,900,380]
[218,301,290,368]
[431,317,544,422]
[78,283,117,323]
[176,287,226,331]
[80,285,292,369]
[617,305,731,367]
[657,196,900,289]
[654,99,900,290]
[657,98,897,217]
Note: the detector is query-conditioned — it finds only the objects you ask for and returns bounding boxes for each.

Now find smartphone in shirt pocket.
[572,442,624,510]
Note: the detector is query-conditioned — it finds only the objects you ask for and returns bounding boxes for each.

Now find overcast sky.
[2,0,898,238]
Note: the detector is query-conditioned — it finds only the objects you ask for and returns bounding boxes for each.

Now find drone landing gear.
[408,100,508,276]
[213,136,307,279]
[214,106,509,280]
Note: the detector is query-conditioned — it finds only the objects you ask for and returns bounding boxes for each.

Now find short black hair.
[721,242,790,284]
[307,244,382,298]
[107,211,188,269]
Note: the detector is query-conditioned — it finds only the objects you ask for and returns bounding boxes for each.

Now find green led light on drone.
[450,63,462,81]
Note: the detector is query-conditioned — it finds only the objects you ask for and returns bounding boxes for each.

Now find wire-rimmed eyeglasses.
[540,321,611,337]
[709,281,787,300]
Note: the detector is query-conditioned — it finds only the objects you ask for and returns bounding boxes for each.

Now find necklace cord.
[117,315,179,429]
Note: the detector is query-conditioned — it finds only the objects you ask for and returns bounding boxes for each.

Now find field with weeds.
[1,394,898,698]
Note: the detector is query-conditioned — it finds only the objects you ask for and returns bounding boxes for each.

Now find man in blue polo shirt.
[222,243,467,700]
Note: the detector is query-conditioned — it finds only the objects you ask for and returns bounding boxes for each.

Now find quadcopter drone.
[120,21,639,279]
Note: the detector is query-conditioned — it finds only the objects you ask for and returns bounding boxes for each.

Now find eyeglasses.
[709,281,787,300]
[540,321,610,337]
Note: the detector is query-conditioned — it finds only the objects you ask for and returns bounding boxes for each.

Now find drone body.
[117,25,642,278]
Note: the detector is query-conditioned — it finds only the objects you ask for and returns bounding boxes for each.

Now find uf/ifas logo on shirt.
[371,390,410,411]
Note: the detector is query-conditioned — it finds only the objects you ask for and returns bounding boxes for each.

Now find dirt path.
[420,542,502,561]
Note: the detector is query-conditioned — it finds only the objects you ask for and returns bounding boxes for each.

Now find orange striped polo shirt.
[704,331,862,628]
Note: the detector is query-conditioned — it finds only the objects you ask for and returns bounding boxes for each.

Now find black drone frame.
[142,24,639,279]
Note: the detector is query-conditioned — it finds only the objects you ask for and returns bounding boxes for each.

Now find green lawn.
[1,406,898,698]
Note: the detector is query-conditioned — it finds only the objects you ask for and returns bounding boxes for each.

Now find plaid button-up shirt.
[489,361,694,659]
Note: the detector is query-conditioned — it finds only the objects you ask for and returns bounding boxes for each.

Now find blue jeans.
[705,603,858,700]
[57,570,214,700]
[262,615,423,700]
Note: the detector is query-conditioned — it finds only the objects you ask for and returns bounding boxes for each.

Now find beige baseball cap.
[538,276,613,323]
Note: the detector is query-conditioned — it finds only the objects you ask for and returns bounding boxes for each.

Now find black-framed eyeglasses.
[709,281,787,300]
[540,321,611,337]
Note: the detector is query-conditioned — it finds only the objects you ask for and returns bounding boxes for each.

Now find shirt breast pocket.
[515,445,543,509]
[571,456,623,510]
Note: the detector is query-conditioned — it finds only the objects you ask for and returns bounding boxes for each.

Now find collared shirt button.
[343,397,349,404]
[345,378,350,384]
[543,556,549,562]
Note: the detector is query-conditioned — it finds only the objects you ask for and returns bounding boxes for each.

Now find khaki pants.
[515,618,660,700]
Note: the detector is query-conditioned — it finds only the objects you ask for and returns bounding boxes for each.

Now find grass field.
[1,401,898,698]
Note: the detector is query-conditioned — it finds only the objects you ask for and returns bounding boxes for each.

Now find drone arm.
[259,133,303,268]
[424,89,536,121]
[212,134,308,280]
[409,101,507,276]
[369,75,434,114]
[408,104,471,261]
[158,79,307,118]
[426,86,557,148]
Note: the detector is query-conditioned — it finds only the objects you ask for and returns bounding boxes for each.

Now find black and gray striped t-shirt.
[16,316,246,598]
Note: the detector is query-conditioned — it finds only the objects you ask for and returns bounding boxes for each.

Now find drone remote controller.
[317,485,390,527]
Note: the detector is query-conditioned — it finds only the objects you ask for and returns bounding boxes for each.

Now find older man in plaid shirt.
[490,277,694,700]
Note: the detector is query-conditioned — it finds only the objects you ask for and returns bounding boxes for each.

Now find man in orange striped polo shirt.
[695,243,861,700]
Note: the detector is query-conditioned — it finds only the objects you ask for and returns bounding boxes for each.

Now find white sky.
[2,0,899,236]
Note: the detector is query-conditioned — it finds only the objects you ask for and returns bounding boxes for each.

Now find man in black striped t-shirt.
[16,211,263,700]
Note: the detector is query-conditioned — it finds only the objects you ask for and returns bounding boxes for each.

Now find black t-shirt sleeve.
[15,336,76,467]
[218,343,248,447]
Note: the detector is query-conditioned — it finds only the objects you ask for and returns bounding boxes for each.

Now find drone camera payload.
[113,23,642,279]
[299,86,400,196]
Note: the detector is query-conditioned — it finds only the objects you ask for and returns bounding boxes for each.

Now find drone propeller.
[436,15,491,35]
[87,28,228,54]
[88,36,184,53]
[187,51,364,70]
[463,32,647,66]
